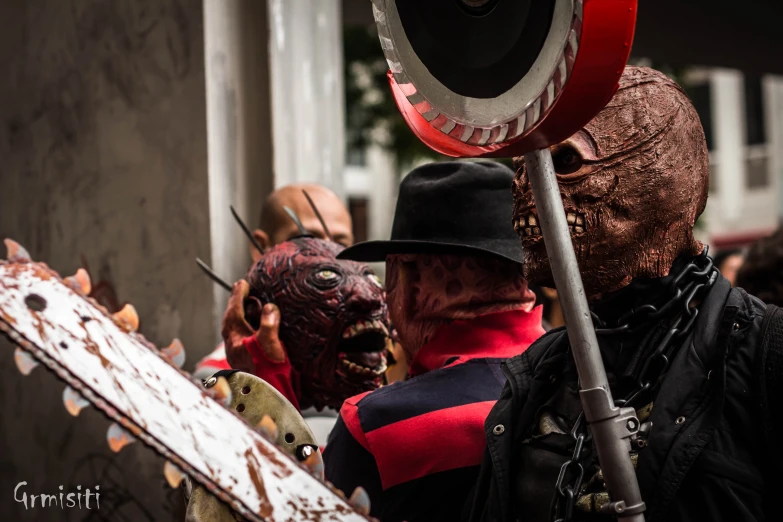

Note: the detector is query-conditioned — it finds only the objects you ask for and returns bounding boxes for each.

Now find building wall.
[691,69,782,249]
[0,0,211,519]
[766,77,783,222]
[344,144,399,279]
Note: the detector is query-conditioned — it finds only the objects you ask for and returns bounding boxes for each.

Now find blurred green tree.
[344,25,445,169]
[343,26,514,172]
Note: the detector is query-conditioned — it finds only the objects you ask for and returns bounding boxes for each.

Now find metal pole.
[524,148,646,521]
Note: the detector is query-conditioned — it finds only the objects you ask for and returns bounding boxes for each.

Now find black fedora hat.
[338,161,523,264]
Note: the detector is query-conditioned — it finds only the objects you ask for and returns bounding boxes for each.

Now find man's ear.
[251,229,270,262]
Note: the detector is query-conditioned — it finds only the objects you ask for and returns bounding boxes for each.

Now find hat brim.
[337,239,524,265]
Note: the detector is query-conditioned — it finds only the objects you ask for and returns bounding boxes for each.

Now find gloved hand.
[221,280,298,409]
[222,280,285,368]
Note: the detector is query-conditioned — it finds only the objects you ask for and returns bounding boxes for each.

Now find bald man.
[250,184,354,261]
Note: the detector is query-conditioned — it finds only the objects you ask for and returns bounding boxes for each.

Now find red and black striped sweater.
[324,307,544,522]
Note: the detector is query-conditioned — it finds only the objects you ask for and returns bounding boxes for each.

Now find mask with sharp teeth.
[512,66,709,301]
[246,237,390,411]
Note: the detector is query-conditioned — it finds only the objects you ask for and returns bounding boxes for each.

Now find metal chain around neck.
[550,252,718,522]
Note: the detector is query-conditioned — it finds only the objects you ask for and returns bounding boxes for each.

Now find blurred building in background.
[682,69,783,250]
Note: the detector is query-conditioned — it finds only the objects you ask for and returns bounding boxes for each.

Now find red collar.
[407,306,545,377]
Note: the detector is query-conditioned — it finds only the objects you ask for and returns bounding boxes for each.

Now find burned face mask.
[512,66,709,301]
[246,237,389,411]
[385,253,536,362]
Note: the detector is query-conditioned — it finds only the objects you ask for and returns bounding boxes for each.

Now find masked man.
[197,184,363,446]
[194,184,354,380]
[467,66,777,522]
[324,161,545,522]
[197,184,408,384]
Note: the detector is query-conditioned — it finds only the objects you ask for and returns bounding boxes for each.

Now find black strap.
[210,369,240,380]
[758,304,783,469]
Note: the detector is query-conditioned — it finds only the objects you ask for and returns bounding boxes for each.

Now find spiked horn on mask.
[196,258,232,292]
[302,189,335,242]
[230,205,266,254]
[283,206,309,236]
[195,203,268,293]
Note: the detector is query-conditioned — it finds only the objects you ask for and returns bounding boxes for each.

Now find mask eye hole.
[366,273,383,288]
[312,268,341,289]
[314,269,339,282]
[552,145,584,175]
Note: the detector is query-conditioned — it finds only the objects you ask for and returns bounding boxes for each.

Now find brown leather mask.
[512,66,709,301]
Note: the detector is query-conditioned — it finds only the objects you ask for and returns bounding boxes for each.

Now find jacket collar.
[408,306,545,378]
[692,272,732,362]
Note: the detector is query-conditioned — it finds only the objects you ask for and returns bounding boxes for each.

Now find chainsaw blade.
[0,257,369,522]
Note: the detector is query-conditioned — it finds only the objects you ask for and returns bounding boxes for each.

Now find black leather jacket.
[466,275,775,522]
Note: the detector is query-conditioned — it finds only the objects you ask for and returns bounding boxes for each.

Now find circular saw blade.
[374,0,580,146]
[373,0,638,157]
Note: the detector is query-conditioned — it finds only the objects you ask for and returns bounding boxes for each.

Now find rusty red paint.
[255,440,293,480]
[245,447,274,518]
[84,340,112,369]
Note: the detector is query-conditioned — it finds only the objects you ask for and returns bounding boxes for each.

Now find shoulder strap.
[758,304,783,467]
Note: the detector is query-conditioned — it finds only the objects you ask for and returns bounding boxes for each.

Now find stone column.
[764,76,783,220]
[204,0,275,339]
[267,0,346,194]
[710,69,746,228]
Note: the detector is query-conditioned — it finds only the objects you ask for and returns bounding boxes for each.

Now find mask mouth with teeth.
[246,237,390,411]
[512,66,709,301]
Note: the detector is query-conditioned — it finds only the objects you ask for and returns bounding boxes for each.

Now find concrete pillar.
[366,145,399,243]
[267,0,346,193]
[343,143,398,279]
[204,0,275,339]
[0,1,345,519]
[710,69,746,224]
[0,0,210,519]
[765,76,783,220]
